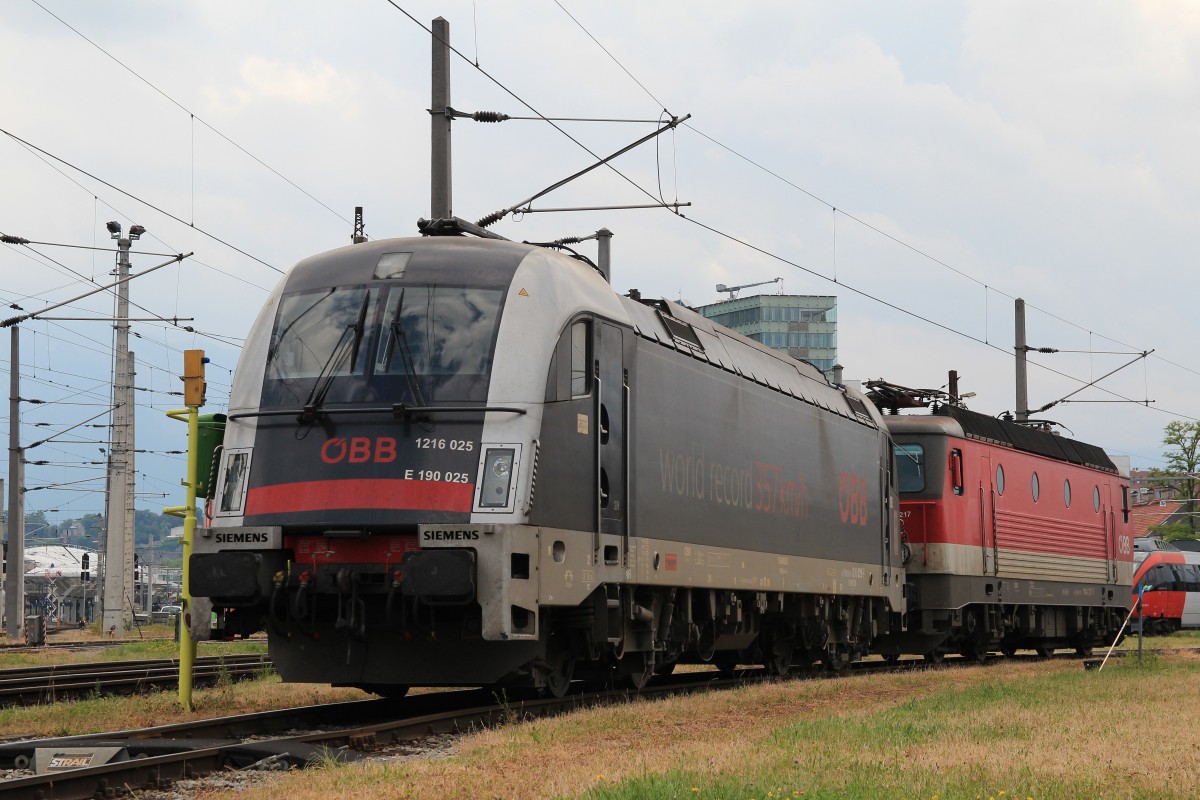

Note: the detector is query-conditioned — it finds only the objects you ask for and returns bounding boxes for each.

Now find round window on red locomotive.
[1031,472,1040,502]
[996,464,1005,495]
[1064,479,1072,507]
[1093,485,1100,512]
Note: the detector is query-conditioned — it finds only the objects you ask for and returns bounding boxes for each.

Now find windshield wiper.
[389,320,428,407]
[299,293,370,423]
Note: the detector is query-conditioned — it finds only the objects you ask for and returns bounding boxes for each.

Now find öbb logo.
[838,471,869,526]
[321,437,397,464]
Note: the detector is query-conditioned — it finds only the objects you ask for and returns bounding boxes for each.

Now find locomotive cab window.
[895,444,925,493]
[571,320,591,397]
[263,283,503,408]
[266,286,375,380]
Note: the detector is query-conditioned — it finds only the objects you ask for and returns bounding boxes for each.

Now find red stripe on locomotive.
[246,478,474,515]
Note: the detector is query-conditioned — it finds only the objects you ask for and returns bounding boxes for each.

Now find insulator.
[1,235,30,244]
[472,111,509,123]
[476,210,505,228]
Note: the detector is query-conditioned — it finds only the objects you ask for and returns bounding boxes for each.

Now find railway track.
[0,646,1172,799]
[0,654,272,707]
[0,674,752,800]
[0,637,175,654]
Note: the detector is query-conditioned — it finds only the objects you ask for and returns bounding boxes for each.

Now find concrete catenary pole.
[430,16,452,220]
[5,326,24,637]
[123,349,136,615]
[102,227,133,635]
[1015,298,1028,421]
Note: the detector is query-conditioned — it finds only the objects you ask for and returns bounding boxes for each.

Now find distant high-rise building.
[696,294,838,377]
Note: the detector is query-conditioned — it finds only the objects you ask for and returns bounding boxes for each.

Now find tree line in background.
[1148,420,1200,541]
[21,510,184,568]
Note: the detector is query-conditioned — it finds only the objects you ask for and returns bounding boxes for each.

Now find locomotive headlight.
[479,447,516,508]
[491,452,513,478]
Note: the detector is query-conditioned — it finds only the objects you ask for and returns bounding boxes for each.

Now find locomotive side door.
[1103,483,1119,583]
[595,322,628,554]
[978,454,997,574]
[880,440,894,584]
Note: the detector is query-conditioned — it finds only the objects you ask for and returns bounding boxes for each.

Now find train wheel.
[712,652,739,677]
[542,644,575,699]
[923,650,944,665]
[1074,647,1094,658]
[1035,646,1053,658]
[1000,645,1017,658]
[654,660,677,676]
[881,653,901,665]
[624,652,653,690]
[823,644,852,676]
[961,641,989,663]
[765,636,794,677]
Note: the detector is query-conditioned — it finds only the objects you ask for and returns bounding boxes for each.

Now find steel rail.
[0,654,271,707]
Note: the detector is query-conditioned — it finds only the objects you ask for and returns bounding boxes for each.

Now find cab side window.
[571,320,591,397]
[549,318,593,402]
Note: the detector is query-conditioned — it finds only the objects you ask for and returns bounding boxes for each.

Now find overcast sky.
[3,1,1199,520]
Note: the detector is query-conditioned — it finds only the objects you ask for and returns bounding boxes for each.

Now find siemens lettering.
[422,529,481,542]
[215,531,271,544]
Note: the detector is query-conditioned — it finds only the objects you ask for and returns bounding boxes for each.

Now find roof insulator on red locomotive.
[472,110,510,123]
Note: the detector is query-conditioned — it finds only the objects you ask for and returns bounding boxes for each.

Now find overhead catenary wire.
[31,0,353,230]
[543,3,1193,422]
[7,137,275,295]
[0,127,282,275]
[383,2,677,219]
[549,2,1197,385]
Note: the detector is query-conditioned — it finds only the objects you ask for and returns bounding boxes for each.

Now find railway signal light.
[183,349,207,407]
[81,553,90,581]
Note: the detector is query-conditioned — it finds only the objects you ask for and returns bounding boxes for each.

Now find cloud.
[210,56,351,109]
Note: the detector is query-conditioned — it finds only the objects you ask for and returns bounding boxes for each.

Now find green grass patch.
[574,656,1200,800]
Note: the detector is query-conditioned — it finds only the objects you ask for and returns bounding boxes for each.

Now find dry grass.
[0,673,366,740]
[3,634,1196,797]
[222,650,1199,800]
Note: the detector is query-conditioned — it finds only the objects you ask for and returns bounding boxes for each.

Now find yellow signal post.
[165,349,205,710]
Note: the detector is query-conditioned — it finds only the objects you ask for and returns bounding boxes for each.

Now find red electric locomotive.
[1132,550,1200,635]
[868,384,1132,661]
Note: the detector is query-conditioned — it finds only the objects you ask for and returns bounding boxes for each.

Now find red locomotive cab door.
[1103,484,1119,583]
[978,454,997,575]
